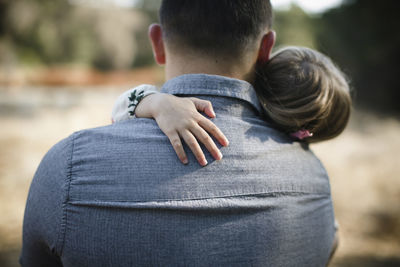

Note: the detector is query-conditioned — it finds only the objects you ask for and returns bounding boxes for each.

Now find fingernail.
[216,151,223,160]
[183,158,188,164]
[224,139,230,146]
[202,159,208,166]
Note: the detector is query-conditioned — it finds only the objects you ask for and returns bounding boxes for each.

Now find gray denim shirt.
[21,74,335,267]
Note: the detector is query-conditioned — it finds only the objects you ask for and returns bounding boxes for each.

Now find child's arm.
[112,85,229,166]
[135,93,229,166]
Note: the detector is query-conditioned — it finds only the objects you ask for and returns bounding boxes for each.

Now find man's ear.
[149,23,166,65]
[257,31,276,64]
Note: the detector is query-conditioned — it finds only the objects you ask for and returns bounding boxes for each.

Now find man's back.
[21,75,335,266]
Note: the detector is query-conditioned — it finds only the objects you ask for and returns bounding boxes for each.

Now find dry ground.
[0,85,399,266]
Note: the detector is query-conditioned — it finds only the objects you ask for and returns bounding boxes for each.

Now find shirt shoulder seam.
[55,132,76,256]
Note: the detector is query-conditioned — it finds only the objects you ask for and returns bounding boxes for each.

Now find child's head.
[254,46,352,143]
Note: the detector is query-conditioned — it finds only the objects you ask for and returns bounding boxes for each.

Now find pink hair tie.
[290,129,313,140]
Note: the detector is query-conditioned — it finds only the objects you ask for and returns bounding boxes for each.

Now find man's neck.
[165,51,256,83]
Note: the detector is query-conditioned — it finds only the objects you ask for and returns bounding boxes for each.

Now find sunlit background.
[0,0,399,266]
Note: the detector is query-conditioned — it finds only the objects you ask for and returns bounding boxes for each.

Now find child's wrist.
[148,93,168,118]
[135,93,163,118]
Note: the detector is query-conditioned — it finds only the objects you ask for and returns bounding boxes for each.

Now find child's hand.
[135,93,229,166]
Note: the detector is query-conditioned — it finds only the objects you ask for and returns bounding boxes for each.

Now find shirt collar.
[160,74,263,113]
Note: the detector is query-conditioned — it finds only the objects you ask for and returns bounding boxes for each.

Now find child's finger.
[190,124,223,161]
[180,130,208,166]
[189,98,216,118]
[167,131,188,164]
[198,117,229,147]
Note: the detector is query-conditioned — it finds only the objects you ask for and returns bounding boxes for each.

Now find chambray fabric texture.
[21,74,336,267]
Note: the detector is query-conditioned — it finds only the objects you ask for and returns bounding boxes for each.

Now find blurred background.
[0,0,399,266]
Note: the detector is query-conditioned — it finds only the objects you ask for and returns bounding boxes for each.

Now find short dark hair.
[159,0,273,56]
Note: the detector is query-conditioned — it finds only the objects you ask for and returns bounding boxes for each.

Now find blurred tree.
[273,4,317,50]
[131,0,161,67]
[6,0,74,65]
[1,0,153,69]
[0,0,8,37]
[316,0,400,113]
[134,0,161,17]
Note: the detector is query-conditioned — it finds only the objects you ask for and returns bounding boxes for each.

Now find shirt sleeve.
[20,134,74,266]
[111,84,159,123]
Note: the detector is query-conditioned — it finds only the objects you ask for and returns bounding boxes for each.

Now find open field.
[0,85,399,266]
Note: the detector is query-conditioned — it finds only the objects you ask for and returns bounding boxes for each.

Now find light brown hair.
[254,46,352,143]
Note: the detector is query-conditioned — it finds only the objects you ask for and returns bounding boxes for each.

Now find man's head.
[160,0,272,57]
[150,0,275,80]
